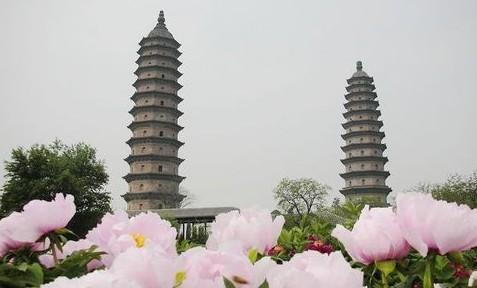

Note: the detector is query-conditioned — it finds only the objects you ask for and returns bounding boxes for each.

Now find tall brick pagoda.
[339,61,391,204]
[123,11,185,211]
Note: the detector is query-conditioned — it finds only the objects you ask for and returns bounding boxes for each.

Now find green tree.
[0,140,111,237]
[273,178,330,217]
[413,171,477,209]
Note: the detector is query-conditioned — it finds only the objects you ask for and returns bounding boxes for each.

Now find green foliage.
[190,225,208,244]
[274,216,338,261]
[0,262,44,288]
[331,200,365,229]
[43,247,103,283]
[176,239,201,254]
[413,171,477,209]
[0,229,103,287]
[223,277,236,288]
[273,178,331,217]
[0,140,112,237]
[463,248,477,270]
[432,172,477,209]
[361,251,473,288]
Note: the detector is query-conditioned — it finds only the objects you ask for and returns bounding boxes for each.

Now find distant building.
[339,61,391,204]
[123,11,185,211]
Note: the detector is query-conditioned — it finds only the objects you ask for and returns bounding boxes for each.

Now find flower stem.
[423,261,432,288]
[52,246,58,264]
[381,271,389,288]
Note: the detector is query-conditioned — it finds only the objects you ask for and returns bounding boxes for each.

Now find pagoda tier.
[339,61,391,204]
[131,91,183,103]
[123,11,185,212]
[343,99,379,109]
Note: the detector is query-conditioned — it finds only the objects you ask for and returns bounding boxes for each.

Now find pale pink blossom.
[332,206,409,264]
[110,247,176,288]
[396,193,477,256]
[85,210,129,266]
[206,208,285,255]
[0,194,75,256]
[253,257,278,286]
[266,251,364,288]
[40,270,141,288]
[39,239,102,270]
[0,212,30,256]
[86,211,177,267]
[86,210,129,248]
[12,194,76,243]
[176,246,267,288]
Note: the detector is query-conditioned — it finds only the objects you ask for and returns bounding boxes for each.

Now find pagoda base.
[339,186,391,206]
[122,191,185,211]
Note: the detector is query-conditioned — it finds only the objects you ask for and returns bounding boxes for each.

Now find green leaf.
[434,255,450,271]
[259,280,270,288]
[27,263,44,284]
[16,263,28,272]
[0,263,45,287]
[448,252,464,264]
[223,277,236,288]
[248,249,258,264]
[44,248,104,282]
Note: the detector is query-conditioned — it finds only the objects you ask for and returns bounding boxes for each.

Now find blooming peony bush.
[0,192,477,287]
[206,208,285,256]
[332,205,410,264]
[397,192,477,257]
[0,194,75,257]
[266,251,363,288]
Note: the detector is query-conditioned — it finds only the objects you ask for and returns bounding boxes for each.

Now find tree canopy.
[0,140,112,237]
[413,171,477,209]
[273,178,330,217]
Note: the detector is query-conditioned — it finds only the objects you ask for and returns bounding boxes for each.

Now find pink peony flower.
[176,246,268,288]
[11,194,76,243]
[267,245,285,256]
[266,251,364,288]
[332,206,410,264]
[305,235,334,254]
[86,211,177,267]
[39,239,103,270]
[41,270,141,288]
[396,193,477,256]
[110,247,176,288]
[0,212,31,256]
[0,194,75,256]
[206,208,285,255]
[86,211,129,249]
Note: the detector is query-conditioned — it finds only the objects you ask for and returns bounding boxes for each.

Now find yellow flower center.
[131,233,146,248]
[174,271,186,287]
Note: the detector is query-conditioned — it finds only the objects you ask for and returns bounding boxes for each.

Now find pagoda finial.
[356,61,363,71]
[158,10,165,24]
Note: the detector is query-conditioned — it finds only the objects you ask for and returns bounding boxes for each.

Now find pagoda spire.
[123,11,185,212]
[157,10,166,28]
[158,10,165,23]
[339,61,391,205]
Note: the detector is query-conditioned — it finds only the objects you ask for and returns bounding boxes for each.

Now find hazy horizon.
[1,0,476,211]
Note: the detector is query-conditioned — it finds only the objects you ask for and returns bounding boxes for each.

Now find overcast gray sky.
[1,0,476,211]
